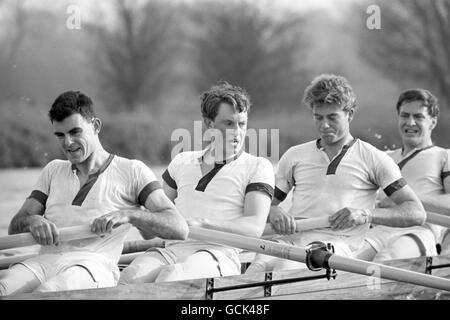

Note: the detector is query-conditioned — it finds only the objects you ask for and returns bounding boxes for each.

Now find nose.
[63,135,74,148]
[320,119,330,129]
[406,117,416,126]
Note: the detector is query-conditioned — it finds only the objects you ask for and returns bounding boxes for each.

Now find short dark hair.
[302,74,357,113]
[200,81,251,120]
[396,89,439,118]
[48,91,95,122]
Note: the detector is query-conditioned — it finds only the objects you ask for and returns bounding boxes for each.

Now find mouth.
[404,128,419,135]
[66,147,81,155]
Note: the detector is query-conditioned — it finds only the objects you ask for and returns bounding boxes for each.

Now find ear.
[203,117,214,129]
[93,118,102,134]
[347,109,355,122]
[430,117,437,130]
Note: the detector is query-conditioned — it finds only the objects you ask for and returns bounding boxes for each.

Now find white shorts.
[365,225,437,256]
[14,251,119,288]
[147,240,241,277]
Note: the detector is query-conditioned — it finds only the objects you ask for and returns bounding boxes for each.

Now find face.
[204,102,247,159]
[52,113,100,164]
[398,100,436,148]
[312,103,353,146]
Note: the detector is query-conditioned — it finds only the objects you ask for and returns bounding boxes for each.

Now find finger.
[332,213,348,230]
[101,218,110,234]
[35,227,46,245]
[43,223,55,245]
[329,209,344,222]
[50,223,60,245]
[106,219,116,233]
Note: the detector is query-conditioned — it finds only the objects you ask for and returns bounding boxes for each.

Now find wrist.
[362,209,373,224]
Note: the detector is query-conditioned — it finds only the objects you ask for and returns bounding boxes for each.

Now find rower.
[0,91,188,296]
[119,81,274,284]
[246,74,426,273]
[357,89,450,261]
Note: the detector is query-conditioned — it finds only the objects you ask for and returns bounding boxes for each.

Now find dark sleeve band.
[138,181,163,206]
[27,190,48,207]
[383,178,407,197]
[442,171,450,180]
[274,186,288,202]
[162,169,177,190]
[245,183,274,200]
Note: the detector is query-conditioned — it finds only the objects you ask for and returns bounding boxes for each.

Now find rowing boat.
[1,223,450,300]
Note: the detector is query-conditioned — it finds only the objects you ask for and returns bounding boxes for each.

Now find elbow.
[410,205,427,226]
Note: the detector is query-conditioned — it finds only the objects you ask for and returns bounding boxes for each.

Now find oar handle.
[426,212,450,228]
[0,225,99,251]
[263,216,330,235]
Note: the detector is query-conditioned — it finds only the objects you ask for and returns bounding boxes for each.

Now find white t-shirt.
[29,154,161,262]
[275,138,405,243]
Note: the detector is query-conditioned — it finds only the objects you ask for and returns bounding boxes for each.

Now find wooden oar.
[188,226,450,291]
[0,225,100,251]
[263,216,330,235]
[427,212,450,228]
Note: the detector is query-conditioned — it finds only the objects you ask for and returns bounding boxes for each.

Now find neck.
[321,133,354,153]
[402,139,433,155]
[75,146,110,176]
[206,143,239,164]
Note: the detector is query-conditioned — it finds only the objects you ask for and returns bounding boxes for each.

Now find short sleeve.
[372,149,406,197]
[162,152,185,190]
[274,148,295,201]
[441,149,450,181]
[245,157,275,200]
[133,160,162,206]
[27,160,57,206]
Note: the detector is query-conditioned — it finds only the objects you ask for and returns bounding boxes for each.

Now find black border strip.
[398,145,434,170]
[138,181,163,205]
[162,169,177,190]
[326,139,357,175]
[245,182,274,200]
[274,186,288,202]
[28,190,48,207]
[72,154,115,206]
[383,178,407,197]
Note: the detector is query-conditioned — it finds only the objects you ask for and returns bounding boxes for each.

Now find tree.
[0,0,27,102]
[86,0,178,112]
[357,0,450,108]
[187,0,310,113]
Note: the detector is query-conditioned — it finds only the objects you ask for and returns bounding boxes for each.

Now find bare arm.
[371,185,426,227]
[189,191,272,238]
[8,198,60,245]
[331,185,426,230]
[419,176,450,216]
[162,180,177,203]
[91,188,189,240]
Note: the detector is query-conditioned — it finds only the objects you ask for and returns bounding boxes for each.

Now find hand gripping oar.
[263,216,330,235]
[0,225,100,251]
[188,226,450,291]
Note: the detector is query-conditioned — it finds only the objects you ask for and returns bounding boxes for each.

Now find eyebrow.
[53,127,82,135]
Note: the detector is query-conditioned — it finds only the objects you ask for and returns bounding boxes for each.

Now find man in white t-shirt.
[0,91,188,296]
[246,74,426,273]
[119,82,274,284]
[357,89,450,261]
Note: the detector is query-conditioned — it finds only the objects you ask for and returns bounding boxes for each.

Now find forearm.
[128,208,188,240]
[420,194,450,217]
[197,216,266,238]
[371,200,426,227]
[8,214,42,235]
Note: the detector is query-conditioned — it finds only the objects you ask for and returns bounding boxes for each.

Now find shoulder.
[42,159,70,172]
[281,141,316,162]
[242,153,273,170]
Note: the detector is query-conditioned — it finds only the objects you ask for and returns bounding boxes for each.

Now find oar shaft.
[263,216,330,235]
[0,225,99,251]
[188,226,450,291]
[427,212,450,228]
